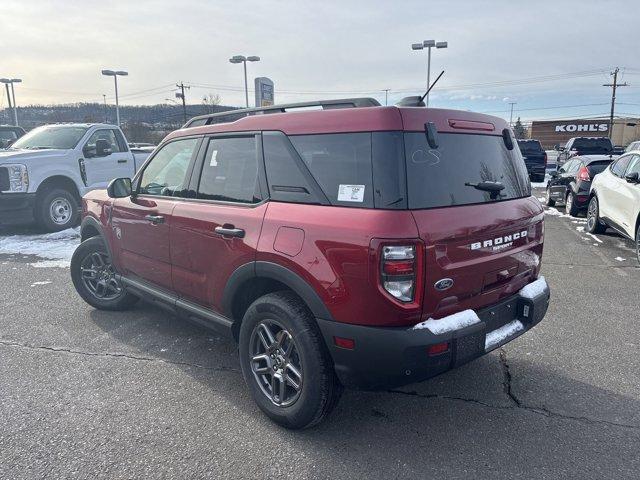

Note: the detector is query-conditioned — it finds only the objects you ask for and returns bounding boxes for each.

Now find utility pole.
[2,82,13,124]
[176,82,190,124]
[508,102,517,126]
[603,67,628,139]
[103,94,107,123]
[383,89,390,106]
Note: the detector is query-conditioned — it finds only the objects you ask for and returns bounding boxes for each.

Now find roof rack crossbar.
[184,97,381,128]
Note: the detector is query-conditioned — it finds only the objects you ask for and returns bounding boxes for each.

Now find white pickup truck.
[0,123,143,231]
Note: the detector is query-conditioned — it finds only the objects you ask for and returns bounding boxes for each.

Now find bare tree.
[202,93,221,113]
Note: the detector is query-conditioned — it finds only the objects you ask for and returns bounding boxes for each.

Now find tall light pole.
[101,69,128,126]
[1,78,21,126]
[229,55,260,107]
[411,40,447,107]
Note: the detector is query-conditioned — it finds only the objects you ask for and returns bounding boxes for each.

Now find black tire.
[586,196,606,234]
[36,188,80,232]
[70,237,139,310]
[545,187,556,207]
[565,191,579,217]
[635,224,640,266]
[238,291,342,429]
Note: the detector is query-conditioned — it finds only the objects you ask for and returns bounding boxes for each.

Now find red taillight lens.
[543,152,548,167]
[381,245,417,302]
[427,342,450,356]
[334,336,355,350]
[577,166,590,182]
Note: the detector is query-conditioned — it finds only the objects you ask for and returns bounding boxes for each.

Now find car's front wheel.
[565,191,579,217]
[70,237,139,310]
[238,291,342,429]
[586,196,606,234]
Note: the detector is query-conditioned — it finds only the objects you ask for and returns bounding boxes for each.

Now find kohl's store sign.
[555,123,608,133]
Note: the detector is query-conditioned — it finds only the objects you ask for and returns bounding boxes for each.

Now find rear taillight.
[577,166,590,182]
[381,245,417,302]
[543,152,548,167]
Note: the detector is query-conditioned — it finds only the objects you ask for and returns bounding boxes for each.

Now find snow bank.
[0,228,80,267]
[485,320,524,351]
[413,309,480,334]
[519,276,548,300]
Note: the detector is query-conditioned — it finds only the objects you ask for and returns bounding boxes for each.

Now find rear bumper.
[525,164,546,176]
[0,192,36,226]
[317,277,550,390]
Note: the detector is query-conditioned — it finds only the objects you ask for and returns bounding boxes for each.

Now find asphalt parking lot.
[1,186,639,479]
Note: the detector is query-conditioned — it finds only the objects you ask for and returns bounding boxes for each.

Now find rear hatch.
[403,128,544,320]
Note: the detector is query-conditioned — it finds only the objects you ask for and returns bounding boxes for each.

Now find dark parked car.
[517,139,547,182]
[556,137,614,167]
[545,155,613,215]
[0,125,26,148]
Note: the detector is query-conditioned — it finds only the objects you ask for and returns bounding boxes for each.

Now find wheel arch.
[35,175,81,203]
[80,216,113,258]
[223,261,334,341]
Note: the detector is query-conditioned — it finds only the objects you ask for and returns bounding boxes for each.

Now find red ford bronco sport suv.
[70,98,550,429]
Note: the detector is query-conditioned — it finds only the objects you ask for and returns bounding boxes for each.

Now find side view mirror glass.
[625,172,640,184]
[95,139,112,157]
[107,177,132,198]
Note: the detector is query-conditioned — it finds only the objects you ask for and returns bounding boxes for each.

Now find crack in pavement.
[388,348,640,432]
[3,338,639,432]
[0,339,240,373]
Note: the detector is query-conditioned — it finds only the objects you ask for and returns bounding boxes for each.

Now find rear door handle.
[215,226,245,238]
[117,159,128,163]
[144,214,165,225]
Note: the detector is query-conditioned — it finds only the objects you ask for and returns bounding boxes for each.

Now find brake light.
[381,245,417,302]
[543,151,548,168]
[577,166,590,182]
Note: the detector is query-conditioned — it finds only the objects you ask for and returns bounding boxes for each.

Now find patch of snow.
[412,309,480,334]
[544,207,572,218]
[0,228,80,267]
[587,233,603,244]
[29,259,71,268]
[519,276,548,300]
[30,280,52,287]
[485,320,524,351]
[615,257,625,262]
[576,226,585,232]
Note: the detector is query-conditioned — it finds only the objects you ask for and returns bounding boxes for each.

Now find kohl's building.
[530,118,640,149]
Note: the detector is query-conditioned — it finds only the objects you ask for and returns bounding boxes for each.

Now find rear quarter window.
[405,132,531,209]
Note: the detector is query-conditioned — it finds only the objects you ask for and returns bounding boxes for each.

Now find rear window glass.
[289,133,374,208]
[572,138,612,154]
[517,140,543,154]
[586,161,611,176]
[405,132,531,209]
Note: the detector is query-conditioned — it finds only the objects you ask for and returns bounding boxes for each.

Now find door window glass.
[139,138,198,197]
[84,129,123,156]
[626,155,640,176]
[197,136,260,203]
[611,155,632,177]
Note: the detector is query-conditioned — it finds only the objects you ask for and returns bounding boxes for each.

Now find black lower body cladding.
[0,192,36,226]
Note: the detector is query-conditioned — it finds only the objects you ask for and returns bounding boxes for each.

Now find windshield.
[405,132,531,209]
[517,140,543,154]
[572,138,612,154]
[10,126,88,150]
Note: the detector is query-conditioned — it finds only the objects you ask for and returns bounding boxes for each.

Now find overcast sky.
[1,0,639,122]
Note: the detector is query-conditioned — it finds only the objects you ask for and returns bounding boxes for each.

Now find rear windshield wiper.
[465,181,505,199]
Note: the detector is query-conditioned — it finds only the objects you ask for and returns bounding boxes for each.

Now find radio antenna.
[420,70,445,103]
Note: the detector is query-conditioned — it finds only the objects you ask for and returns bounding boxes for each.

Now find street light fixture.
[229,55,260,107]
[0,78,21,126]
[101,69,128,126]
[411,39,448,107]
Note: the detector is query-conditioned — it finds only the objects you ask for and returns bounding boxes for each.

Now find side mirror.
[625,172,640,184]
[553,144,560,151]
[95,139,112,157]
[558,145,565,152]
[5,138,15,148]
[550,171,559,178]
[107,177,132,198]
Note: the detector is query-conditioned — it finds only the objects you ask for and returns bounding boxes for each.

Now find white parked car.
[0,123,139,231]
[587,150,640,263]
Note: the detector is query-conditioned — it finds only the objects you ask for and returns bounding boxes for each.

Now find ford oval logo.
[434,278,454,291]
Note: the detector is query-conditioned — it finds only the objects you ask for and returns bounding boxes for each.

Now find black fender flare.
[222,261,334,321]
[80,216,113,258]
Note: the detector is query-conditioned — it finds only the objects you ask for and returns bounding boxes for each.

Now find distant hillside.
[2,102,239,143]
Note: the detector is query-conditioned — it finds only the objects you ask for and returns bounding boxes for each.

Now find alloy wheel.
[49,197,72,225]
[80,251,123,301]
[587,198,598,231]
[249,320,303,407]
[566,193,573,214]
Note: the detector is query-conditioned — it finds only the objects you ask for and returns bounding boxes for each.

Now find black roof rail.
[183,97,381,128]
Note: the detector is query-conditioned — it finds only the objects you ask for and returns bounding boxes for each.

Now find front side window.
[197,136,260,203]
[611,155,633,177]
[84,129,123,157]
[139,138,199,196]
[625,155,640,176]
[10,126,88,150]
